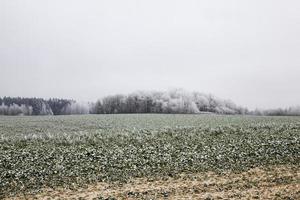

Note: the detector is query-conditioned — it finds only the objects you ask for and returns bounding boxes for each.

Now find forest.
[0,89,299,116]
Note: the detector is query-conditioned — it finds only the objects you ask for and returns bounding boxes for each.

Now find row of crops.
[0,114,299,197]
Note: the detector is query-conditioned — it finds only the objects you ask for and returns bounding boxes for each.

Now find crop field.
[0,114,300,199]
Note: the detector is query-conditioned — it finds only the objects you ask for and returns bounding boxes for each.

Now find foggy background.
[0,0,299,109]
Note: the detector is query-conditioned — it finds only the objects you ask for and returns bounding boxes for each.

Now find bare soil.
[8,165,300,200]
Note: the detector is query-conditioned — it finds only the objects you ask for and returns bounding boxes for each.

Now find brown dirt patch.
[7,165,300,200]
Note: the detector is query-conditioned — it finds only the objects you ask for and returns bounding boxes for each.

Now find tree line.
[1,89,300,116]
[0,97,89,116]
[93,89,248,114]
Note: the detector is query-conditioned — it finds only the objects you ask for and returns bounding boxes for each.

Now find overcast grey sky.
[0,0,299,109]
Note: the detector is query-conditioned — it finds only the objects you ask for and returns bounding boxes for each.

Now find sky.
[0,0,300,109]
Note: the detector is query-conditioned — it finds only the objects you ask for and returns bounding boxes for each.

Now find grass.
[0,114,299,198]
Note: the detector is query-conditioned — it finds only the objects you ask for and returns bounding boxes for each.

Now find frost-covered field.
[0,114,299,198]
